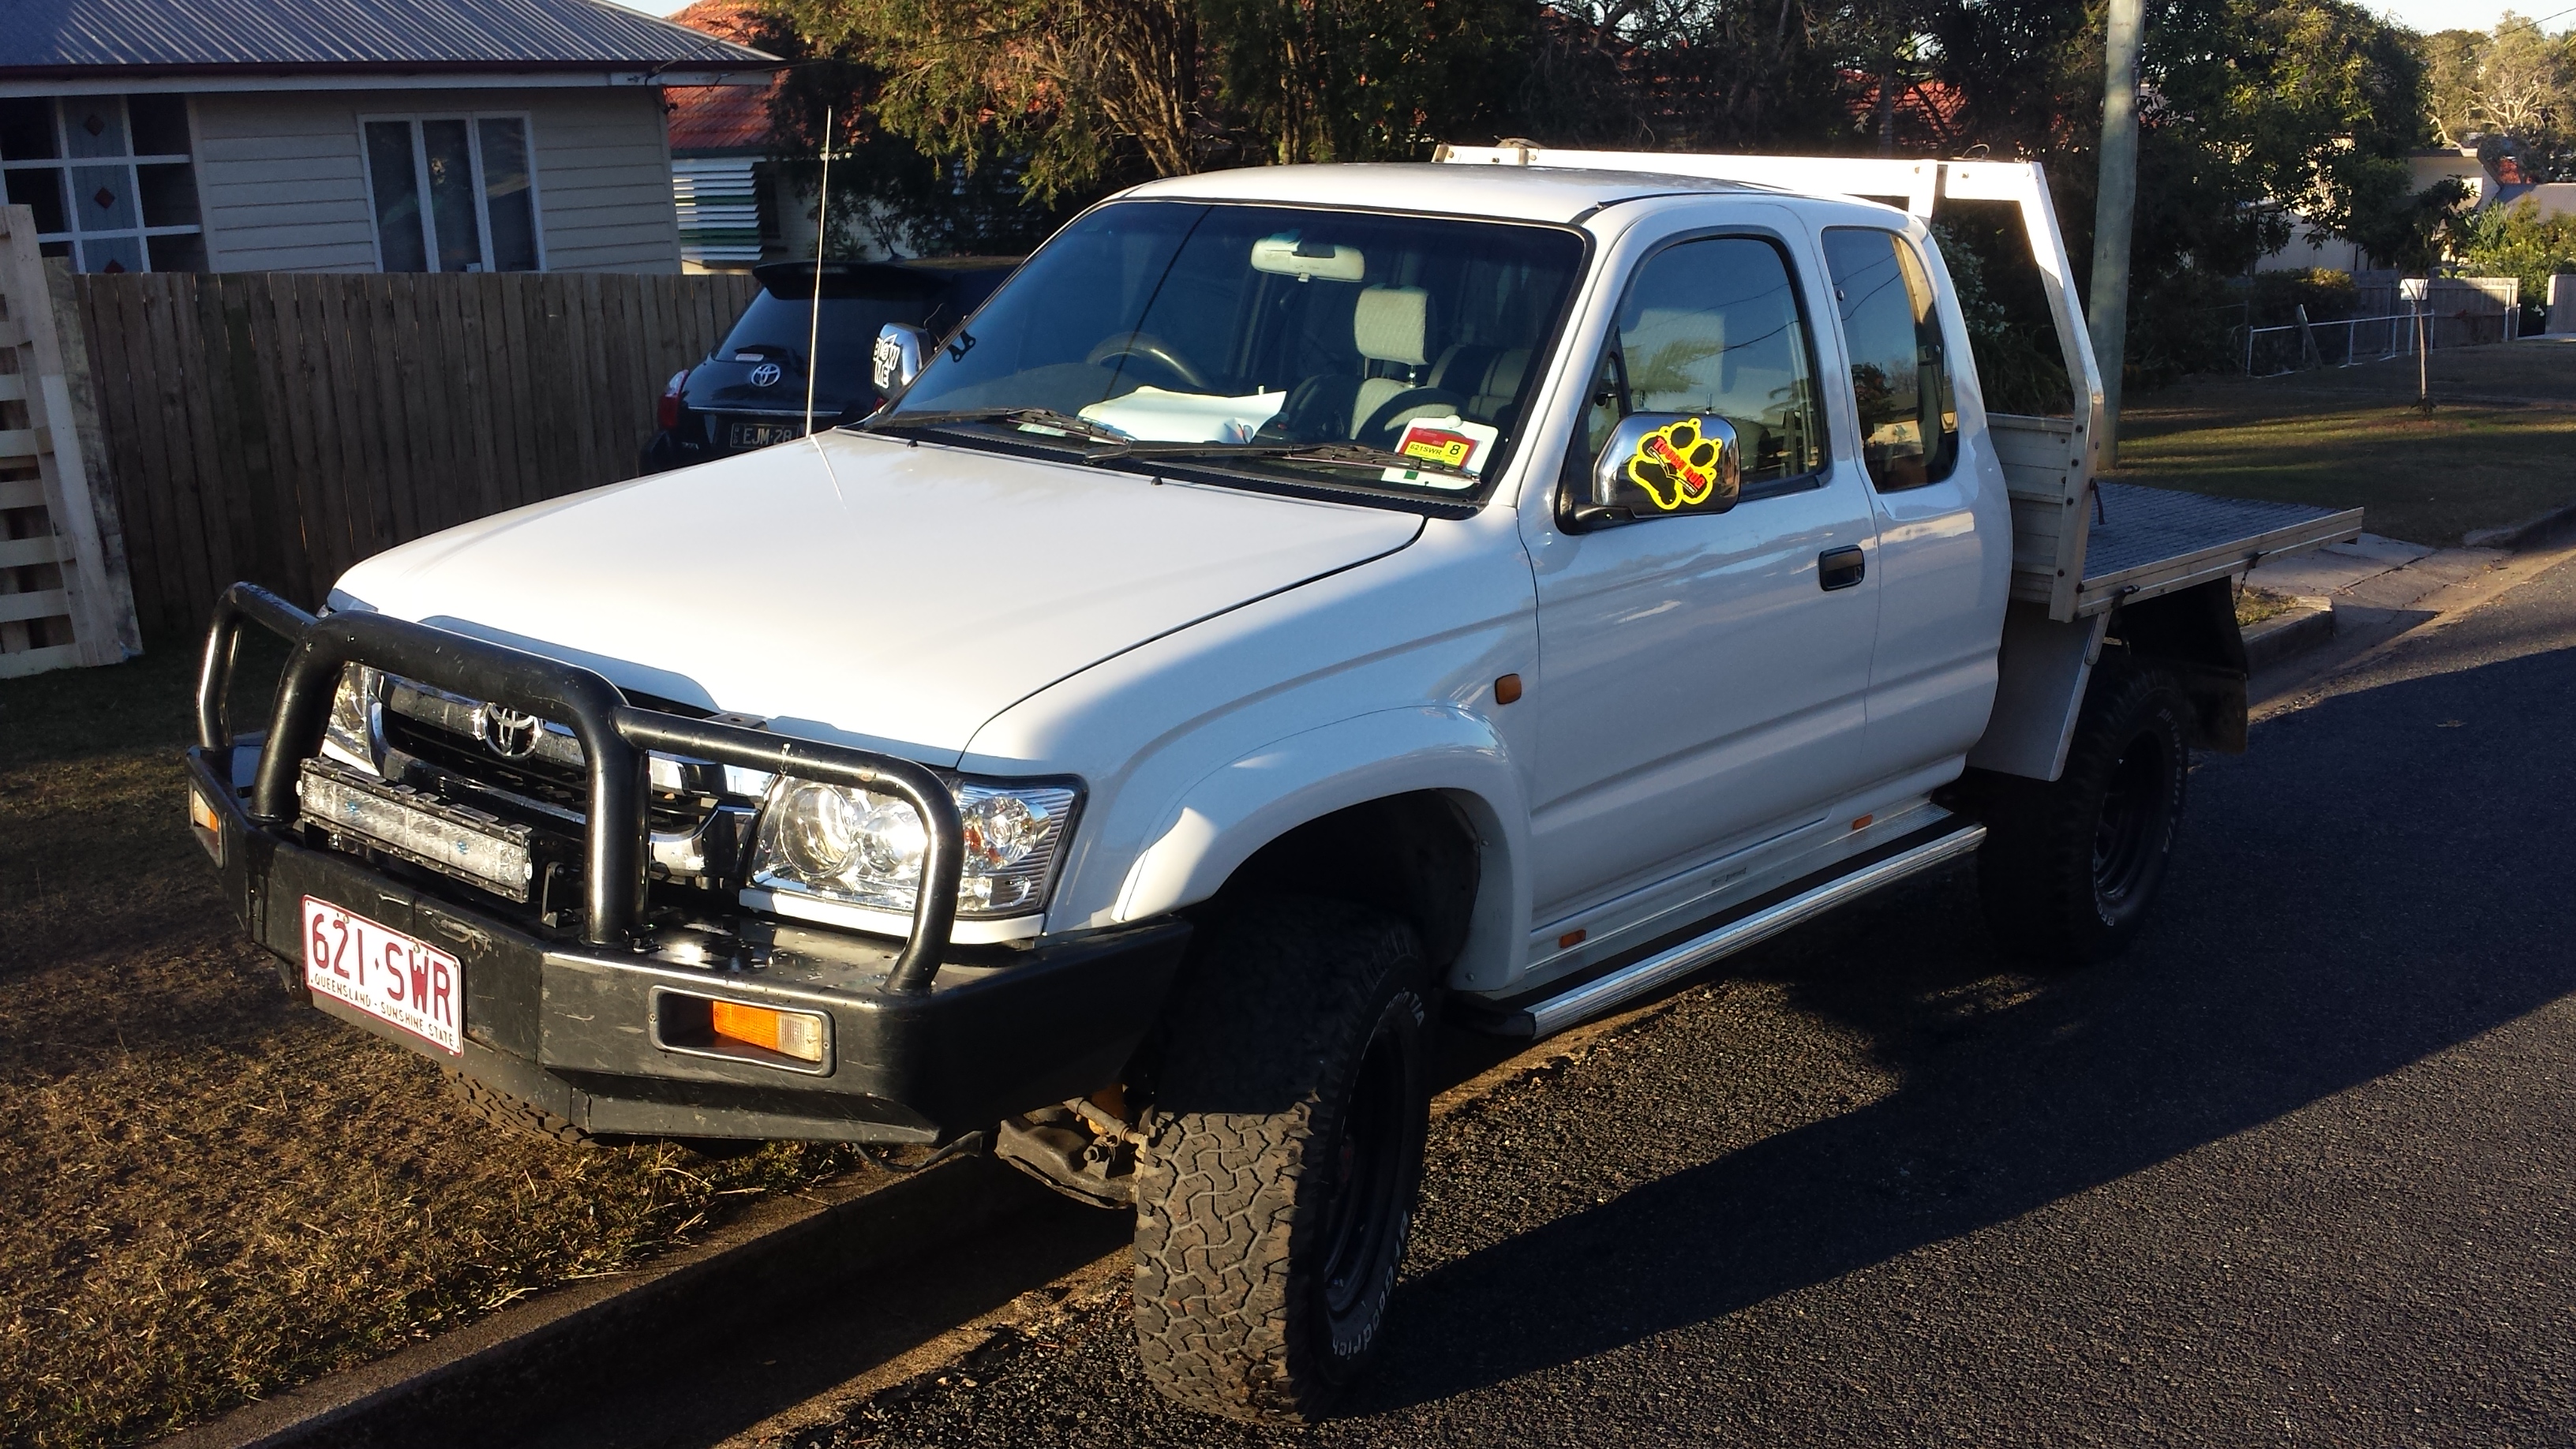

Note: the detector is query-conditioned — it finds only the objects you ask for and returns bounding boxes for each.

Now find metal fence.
[2242,312,2419,376]
[2239,277,2524,379]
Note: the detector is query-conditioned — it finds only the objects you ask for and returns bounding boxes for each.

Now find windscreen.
[879,201,1586,499]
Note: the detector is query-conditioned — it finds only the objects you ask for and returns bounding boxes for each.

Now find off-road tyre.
[1132,897,1436,1425]
[1976,650,2192,968]
[441,1066,605,1148]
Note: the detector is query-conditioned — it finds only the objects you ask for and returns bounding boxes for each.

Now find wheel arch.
[1110,707,1531,990]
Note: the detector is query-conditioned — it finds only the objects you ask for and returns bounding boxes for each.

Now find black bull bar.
[197,582,966,991]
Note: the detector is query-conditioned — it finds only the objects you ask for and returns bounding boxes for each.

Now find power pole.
[2088,0,2145,467]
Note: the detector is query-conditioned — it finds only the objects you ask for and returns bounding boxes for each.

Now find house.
[661,0,783,271]
[0,0,779,275]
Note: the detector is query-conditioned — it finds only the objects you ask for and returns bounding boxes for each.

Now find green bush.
[2451,200,2576,335]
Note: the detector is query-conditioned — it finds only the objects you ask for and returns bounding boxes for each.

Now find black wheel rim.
[1317,1018,1409,1327]
[2093,727,2170,909]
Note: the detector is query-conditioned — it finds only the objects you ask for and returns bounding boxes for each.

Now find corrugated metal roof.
[0,0,780,76]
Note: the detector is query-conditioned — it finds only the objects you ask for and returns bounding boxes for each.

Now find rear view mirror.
[874,323,930,396]
[1573,413,1742,529]
[1249,233,1367,283]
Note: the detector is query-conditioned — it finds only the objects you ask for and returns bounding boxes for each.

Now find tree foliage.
[2420,13,2576,179]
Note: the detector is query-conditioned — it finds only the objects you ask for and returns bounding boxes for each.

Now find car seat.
[1258,286,1465,447]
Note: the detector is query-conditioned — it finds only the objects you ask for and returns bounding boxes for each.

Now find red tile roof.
[665,0,776,155]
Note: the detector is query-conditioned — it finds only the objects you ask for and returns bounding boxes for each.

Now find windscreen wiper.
[1087,439,1478,487]
[865,407,1133,447]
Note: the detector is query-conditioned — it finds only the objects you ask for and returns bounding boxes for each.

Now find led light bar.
[299,758,537,900]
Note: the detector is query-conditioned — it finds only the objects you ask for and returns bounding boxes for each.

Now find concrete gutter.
[159,1150,1046,1449]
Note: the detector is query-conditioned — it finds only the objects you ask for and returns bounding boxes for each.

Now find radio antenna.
[804,104,833,437]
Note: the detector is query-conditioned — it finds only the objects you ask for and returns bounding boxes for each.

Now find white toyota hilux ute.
[187,149,2361,1422]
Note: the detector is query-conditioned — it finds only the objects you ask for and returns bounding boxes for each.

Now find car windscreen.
[875,202,1586,500]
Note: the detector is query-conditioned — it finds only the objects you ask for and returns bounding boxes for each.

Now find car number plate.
[731,421,800,448]
[301,897,463,1055]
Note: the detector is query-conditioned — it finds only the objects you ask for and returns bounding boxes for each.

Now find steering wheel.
[1085,331,1213,393]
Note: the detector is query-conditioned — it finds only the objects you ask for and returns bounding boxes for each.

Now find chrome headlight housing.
[746,777,1079,921]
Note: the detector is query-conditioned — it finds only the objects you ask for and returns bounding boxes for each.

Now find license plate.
[301,897,463,1056]
[731,421,800,448]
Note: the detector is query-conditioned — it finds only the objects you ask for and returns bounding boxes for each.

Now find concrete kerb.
[162,1151,1049,1449]
[2463,499,2576,552]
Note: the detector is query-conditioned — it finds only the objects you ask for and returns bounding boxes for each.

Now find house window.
[0,95,205,273]
[361,115,543,274]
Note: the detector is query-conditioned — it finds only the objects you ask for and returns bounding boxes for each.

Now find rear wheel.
[1131,897,1435,1424]
[1977,651,2192,968]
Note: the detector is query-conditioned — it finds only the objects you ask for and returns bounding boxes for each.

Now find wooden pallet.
[0,203,139,677]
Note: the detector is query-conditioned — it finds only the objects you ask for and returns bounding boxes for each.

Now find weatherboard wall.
[189,87,681,275]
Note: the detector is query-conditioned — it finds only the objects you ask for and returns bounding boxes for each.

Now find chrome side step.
[1499,823,1987,1039]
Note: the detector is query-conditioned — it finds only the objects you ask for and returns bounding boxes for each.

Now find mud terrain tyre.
[1977,650,2192,968]
[1132,897,1436,1424]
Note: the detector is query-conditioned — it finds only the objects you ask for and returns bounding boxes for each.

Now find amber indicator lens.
[187,786,223,863]
[710,1000,827,1063]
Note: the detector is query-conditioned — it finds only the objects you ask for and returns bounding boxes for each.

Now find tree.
[1930,1,2430,386]
[2421,27,2482,147]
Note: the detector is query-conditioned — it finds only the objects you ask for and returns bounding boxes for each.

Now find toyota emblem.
[476,706,545,759]
[749,361,783,388]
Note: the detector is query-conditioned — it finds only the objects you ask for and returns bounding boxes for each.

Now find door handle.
[1819,545,1866,591]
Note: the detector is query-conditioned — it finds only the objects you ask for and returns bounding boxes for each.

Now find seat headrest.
[1354,286,1428,367]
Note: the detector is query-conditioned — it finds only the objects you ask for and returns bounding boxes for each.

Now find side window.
[1822,228,1957,491]
[1571,235,1823,490]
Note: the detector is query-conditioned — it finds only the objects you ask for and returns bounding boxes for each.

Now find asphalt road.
[537,550,2576,1449]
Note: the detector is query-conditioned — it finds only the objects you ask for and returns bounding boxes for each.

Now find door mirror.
[1571,413,1742,530]
[873,322,930,397]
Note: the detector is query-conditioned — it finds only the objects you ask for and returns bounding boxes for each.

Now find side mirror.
[873,322,930,397]
[1569,413,1742,530]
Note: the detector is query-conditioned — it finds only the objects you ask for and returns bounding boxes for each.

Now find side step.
[1496,823,1988,1039]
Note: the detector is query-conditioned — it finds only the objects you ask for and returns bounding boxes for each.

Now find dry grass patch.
[0,650,870,1449]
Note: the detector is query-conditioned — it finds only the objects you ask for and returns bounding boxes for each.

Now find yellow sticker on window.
[1627,417,1724,511]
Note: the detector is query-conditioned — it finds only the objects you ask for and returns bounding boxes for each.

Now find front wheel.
[1975,650,2192,968]
[1131,898,1435,1424]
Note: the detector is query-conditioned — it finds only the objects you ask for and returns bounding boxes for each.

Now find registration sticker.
[1383,416,1500,487]
[301,897,463,1055]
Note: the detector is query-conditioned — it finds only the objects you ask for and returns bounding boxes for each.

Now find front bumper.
[188,584,1190,1144]
[192,747,1187,1143]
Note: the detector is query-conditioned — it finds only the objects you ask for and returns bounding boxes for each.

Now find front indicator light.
[710,999,826,1063]
[188,785,223,863]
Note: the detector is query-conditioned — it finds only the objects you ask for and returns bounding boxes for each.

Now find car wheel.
[1131,897,1435,1424]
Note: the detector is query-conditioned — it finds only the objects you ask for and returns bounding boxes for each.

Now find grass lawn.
[0,645,876,1449]
[2116,339,2576,548]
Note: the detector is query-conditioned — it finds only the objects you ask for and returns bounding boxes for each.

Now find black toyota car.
[642,256,1017,473]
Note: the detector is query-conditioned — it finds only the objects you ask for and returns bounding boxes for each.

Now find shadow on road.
[1356,638,2576,1412]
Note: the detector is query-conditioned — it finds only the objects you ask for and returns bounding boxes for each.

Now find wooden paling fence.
[66,268,761,644]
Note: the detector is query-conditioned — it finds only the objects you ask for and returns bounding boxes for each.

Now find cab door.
[1524,223,1884,927]
[1818,225,2009,781]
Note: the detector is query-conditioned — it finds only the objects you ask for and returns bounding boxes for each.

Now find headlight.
[323,665,383,773]
[747,777,1078,920]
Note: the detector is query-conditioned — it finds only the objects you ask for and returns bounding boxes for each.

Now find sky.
[603,0,2561,35]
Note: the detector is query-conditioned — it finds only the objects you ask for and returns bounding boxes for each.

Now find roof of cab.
[1121,162,1768,225]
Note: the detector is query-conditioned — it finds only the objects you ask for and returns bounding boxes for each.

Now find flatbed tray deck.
[2076,482,2363,616]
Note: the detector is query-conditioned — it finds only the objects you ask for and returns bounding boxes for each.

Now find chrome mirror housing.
[1574,412,1743,530]
[873,322,931,398]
